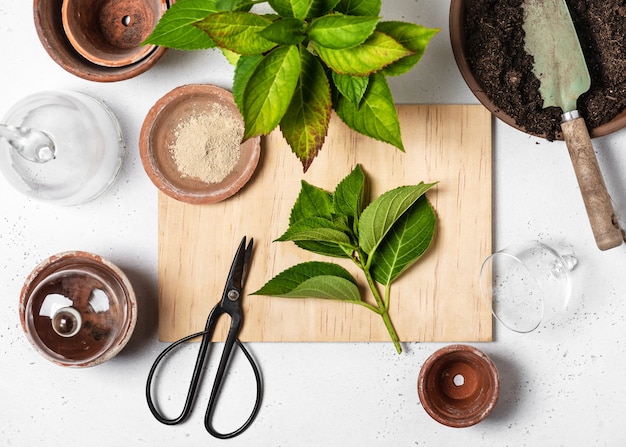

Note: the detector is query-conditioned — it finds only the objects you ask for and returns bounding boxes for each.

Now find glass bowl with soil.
[19,251,137,367]
[449,0,626,140]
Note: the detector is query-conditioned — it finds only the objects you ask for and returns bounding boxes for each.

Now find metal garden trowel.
[523,0,624,250]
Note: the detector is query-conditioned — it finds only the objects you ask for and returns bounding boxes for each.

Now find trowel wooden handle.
[561,116,623,250]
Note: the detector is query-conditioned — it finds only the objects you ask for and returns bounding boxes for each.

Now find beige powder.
[169,103,243,184]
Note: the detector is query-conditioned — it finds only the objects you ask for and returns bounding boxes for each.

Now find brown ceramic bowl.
[418,344,499,428]
[34,0,170,81]
[61,0,166,67]
[19,251,137,368]
[449,0,626,139]
[139,84,261,204]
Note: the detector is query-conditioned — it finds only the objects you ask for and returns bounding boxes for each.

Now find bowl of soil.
[418,344,500,428]
[449,0,626,140]
[139,84,261,204]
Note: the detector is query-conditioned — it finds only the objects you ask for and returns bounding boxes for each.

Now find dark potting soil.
[464,0,626,140]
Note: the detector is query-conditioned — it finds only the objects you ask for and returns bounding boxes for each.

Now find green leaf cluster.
[145,0,439,171]
[253,165,437,353]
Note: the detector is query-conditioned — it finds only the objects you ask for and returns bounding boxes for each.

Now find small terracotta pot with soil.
[449,0,626,140]
[418,344,500,428]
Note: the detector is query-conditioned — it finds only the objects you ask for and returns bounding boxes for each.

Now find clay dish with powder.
[139,84,261,204]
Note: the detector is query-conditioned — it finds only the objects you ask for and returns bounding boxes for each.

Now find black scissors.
[146,236,262,439]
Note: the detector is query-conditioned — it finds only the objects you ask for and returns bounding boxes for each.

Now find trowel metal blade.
[522,0,591,113]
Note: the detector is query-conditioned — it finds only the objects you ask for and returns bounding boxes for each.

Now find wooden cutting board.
[158,105,492,343]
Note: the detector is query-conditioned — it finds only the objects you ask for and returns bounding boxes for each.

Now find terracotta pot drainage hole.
[453,374,464,386]
[441,361,479,401]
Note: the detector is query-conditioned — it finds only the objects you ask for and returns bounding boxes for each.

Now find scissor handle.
[145,329,212,425]
[145,312,263,438]
[205,336,263,439]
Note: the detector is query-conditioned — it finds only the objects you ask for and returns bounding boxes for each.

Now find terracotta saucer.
[139,84,261,204]
[418,344,500,428]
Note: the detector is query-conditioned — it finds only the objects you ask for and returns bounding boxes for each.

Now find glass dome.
[0,90,124,205]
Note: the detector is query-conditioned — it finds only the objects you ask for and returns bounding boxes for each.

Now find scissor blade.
[241,237,253,286]
[225,236,253,292]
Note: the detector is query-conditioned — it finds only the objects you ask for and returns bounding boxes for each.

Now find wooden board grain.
[158,105,492,343]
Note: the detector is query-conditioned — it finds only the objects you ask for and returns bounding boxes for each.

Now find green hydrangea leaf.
[276,217,353,247]
[215,0,252,10]
[290,180,334,223]
[301,241,353,258]
[335,73,404,150]
[308,14,379,49]
[311,31,413,76]
[220,48,241,65]
[252,262,361,302]
[358,182,437,256]
[377,22,440,76]
[143,0,219,49]
[370,197,436,285]
[286,179,351,258]
[242,45,301,138]
[195,11,277,55]
[335,0,381,16]
[280,47,332,172]
[332,72,369,106]
[333,164,366,220]
[268,0,313,19]
[269,0,339,19]
[258,17,306,45]
[233,55,263,113]
[308,0,341,17]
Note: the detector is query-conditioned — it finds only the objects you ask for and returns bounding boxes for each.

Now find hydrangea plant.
[146,0,439,171]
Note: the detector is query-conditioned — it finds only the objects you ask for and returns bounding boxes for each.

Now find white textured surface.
[2,1,626,445]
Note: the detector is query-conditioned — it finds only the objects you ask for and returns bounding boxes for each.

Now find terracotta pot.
[19,251,137,367]
[61,0,167,68]
[33,0,170,81]
[139,84,261,204]
[418,344,499,428]
[449,0,626,139]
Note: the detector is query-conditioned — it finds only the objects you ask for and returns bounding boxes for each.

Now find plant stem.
[384,283,391,309]
[355,249,402,354]
[357,301,383,314]
[380,305,402,355]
